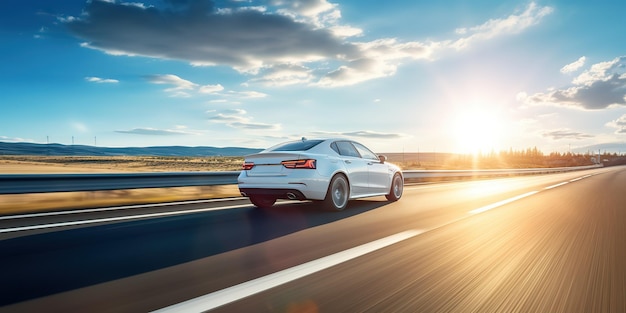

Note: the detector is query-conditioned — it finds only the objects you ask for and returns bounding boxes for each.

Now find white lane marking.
[0,198,247,221]
[570,174,592,182]
[468,172,596,215]
[545,182,568,190]
[0,200,303,234]
[152,230,424,313]
[0,204,251,234]
[468,191,539,215]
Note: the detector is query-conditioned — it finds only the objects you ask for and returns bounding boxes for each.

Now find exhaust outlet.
[286,192,298,200]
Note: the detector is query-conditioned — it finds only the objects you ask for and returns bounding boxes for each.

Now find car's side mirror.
[378,155,387,163]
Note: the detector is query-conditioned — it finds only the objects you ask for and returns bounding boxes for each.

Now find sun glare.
[451,109,504,154]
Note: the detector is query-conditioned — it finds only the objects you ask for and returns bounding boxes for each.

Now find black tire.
[249,196,276,209]
[323,174,350,211]
[385,173,403,201]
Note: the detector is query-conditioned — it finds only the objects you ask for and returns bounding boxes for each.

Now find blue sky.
[1,0,625,153]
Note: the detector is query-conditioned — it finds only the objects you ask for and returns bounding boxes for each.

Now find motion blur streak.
[1,167,624,312]
[468,191,538,214]
[0,203,252,234]
[154,230,423,312]
[213,167,625,312]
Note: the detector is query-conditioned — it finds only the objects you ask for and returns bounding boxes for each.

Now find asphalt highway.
[1,166,624,312]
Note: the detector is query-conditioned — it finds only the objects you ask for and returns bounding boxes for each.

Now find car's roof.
[262,137,360,153]
[294,137,356,143]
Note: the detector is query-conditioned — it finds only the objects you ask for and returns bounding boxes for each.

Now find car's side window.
[334,141,360,158]
[353,142,379,161]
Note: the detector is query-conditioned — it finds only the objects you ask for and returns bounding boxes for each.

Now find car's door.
[333,141,369,196]
[352,142,391,194]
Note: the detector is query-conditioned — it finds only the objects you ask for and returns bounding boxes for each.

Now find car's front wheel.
[385,173,403,201]
[323,174,349,211]
[249,196,276,209]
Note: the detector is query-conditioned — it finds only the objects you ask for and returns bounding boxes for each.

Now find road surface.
[1,166,624,312]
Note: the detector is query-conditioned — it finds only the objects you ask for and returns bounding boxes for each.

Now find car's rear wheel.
[385,173,403,201]
[324,174,349,211]
[249,196,276,209]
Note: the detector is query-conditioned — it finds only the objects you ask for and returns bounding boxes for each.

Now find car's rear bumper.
[237,172,328,200]
[239,188,307,200]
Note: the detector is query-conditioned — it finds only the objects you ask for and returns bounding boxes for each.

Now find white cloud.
[222,109,247,115]
[146,74,197,92]
[317,2,551,87]
[169,91,193,98]
[561,56,586,74]
[115,127,199,136]
[66,0,356,73]
[606,114,626,134]
[317,58,397,87]
[329,25,363,38]
[249,64,314,86]
[0,136,33,143]
[207,109,279,130]
[450,2,553,50]
[85,76,119,83]
[146,73,267,99]
[572,57,625,86]
[65,1,552,88]
[522,56,626,110]
[273,0,339,28]
[72,122,88,132]
[278,0,336,18]
[542,129,595,140]
[146,74,229,97]
[315,38,441,87]
[208,113,248,123]
[199,84,224,94]
[208,99,228,103]
[311,130,409,139]
[228,90,268,98]
[230,121,281,130]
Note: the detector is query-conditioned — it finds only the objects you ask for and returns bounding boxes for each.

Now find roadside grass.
[0,155,244,173]
[0,186,241,215]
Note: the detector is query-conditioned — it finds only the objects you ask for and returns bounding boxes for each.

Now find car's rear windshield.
[270,140,324,151]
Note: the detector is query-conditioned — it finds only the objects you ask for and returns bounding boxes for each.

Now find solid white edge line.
[468,191,539,215]
[152,229,424,313]
[0,203,250,234]
[469,172,597,215]
[569,174,592,182]
[1,200,303,234]
[545,182,569,190]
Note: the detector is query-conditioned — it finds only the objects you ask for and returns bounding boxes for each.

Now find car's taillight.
[281,159,316,169]
[242,162,255,170]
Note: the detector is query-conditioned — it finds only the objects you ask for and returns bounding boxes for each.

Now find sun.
[450,109,505,154]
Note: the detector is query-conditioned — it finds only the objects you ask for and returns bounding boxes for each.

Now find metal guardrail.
[0,171,241,194]
[0,165,601,195]
[402,165,601,179]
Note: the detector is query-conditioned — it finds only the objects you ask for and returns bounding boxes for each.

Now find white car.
[238,138,404,211]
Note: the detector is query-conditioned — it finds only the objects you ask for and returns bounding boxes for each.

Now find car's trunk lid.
[243,152,304,176]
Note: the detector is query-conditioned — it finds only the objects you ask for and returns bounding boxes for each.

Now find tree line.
[422,148,625,169]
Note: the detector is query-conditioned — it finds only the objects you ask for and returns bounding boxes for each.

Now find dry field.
[0,155,244,173]
[0,156,244,215]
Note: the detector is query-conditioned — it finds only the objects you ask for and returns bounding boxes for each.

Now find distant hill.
[0,142,263,157]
